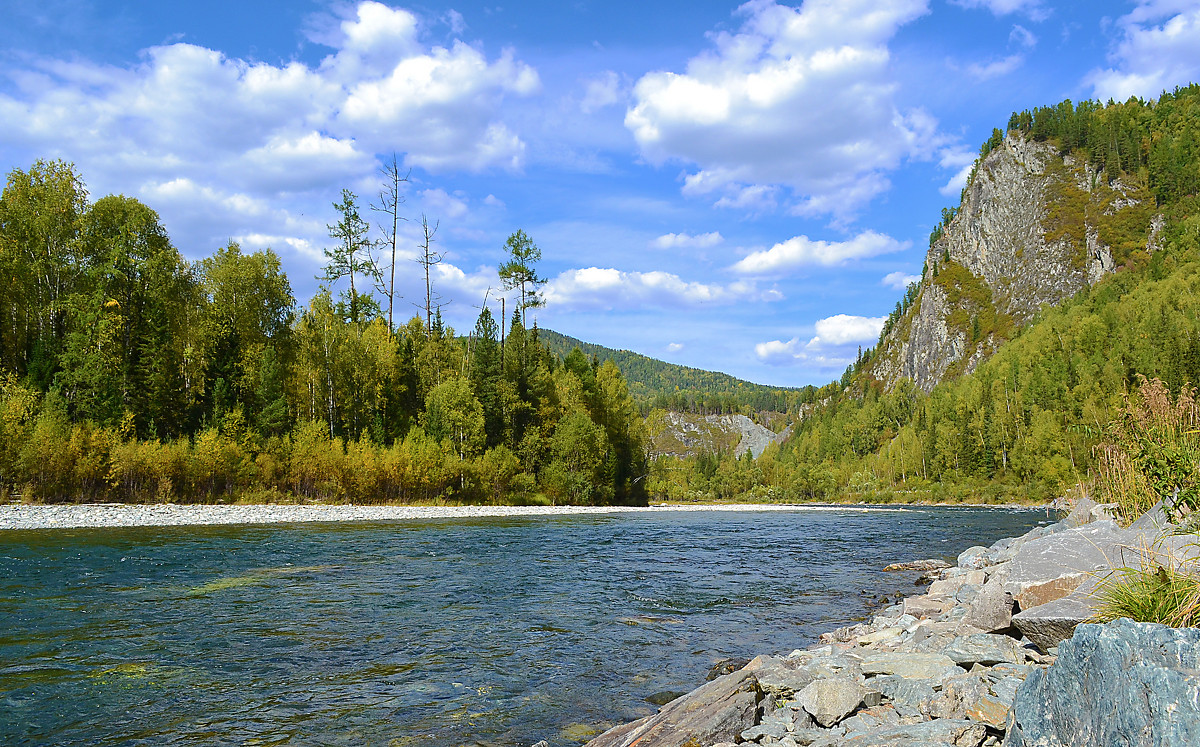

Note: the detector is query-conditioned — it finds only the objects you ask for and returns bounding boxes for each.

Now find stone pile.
[582,498,1200,747]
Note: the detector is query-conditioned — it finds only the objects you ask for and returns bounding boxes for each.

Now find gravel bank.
[0,502,899,531]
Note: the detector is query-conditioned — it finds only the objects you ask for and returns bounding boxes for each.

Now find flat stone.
[942,634,1025,667]
[857,627,904,646]
[869,675,937,718]
[840,719,987,746]
[903,594,955,619]
[797,676,868,728]
[926,672,991,720]
[964,693,1010,730]
[1006,619,1200,747]
[884,559,952,572]
[584,669,761,747]
[840,704,901,735]
[859,652,959,680]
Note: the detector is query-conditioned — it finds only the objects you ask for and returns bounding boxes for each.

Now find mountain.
[869,131,1158,392]
[536,328,799,413]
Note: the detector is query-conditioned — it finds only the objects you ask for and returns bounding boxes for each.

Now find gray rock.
[962,569,1017,634]
[925,672,991,720]
[840,704,901,735]
[859,652,960,680]
[754,656,818,699]
[1004,520,1129,610]
[840,718,987,746]
[866,676,936,718]
[989,675,1023,706]
[584,669,761,747]
[958,546,990,569]
[797,676,868,728]
[1010,579,1103,652]
[941,634,1024,667]
[1005,619,1200,747]
[741,721,789,742]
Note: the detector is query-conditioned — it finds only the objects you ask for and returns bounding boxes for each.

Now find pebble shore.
[0,502,901,531]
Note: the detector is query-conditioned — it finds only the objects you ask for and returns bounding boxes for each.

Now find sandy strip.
[0,502,913,530]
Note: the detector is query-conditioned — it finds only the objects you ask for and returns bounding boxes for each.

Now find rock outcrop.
[650,412,789,459]
[1005,619,1200,747]
[871,134,1157,392]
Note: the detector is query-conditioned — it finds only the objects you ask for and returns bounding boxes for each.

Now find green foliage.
[0,165,650,506]
[1093,562,1200,627]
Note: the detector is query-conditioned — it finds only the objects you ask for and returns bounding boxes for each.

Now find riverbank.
[579,497,1200,747]
[0,502,932,531]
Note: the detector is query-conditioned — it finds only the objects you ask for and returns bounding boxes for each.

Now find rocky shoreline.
[0,502,910,531]
[579,498,1200,747]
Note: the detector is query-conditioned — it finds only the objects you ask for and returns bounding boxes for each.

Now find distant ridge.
[537,329,798,413]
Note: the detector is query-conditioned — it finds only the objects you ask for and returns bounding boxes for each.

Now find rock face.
[870,134,1155,392]
[1005,619,1200,747]
[650,412,788,459]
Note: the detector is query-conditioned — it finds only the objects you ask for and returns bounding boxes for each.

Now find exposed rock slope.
[872,134,1156,392]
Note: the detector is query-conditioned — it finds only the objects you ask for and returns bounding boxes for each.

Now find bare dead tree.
[370,154,409,333]
[415,214,444,335]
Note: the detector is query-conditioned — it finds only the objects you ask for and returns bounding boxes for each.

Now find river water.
[0,506,1049,746]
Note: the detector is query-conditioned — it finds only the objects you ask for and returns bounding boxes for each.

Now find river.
[0,506,1049,746]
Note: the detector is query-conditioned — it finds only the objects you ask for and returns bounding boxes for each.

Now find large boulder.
[1010,575,1103,651]
[840,718,987,746]
[1004,619,1200,746]
[858,652,962,680]
[941,633,1025,667]
[584,668,761,747]
[1004,520,1130,610]
[797,676,868,727]
[962,566,1017,634]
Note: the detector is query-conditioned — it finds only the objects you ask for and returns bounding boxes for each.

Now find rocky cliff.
[871,133,1158,392]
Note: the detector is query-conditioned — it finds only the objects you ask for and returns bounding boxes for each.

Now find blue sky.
[2,0,1198,387]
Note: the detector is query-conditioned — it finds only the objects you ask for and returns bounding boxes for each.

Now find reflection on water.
[0,507,1049,746]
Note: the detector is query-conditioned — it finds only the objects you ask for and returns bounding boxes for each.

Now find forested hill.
[537,329,799,413]
[645,85,1200,504]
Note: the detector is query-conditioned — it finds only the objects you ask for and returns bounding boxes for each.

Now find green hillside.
[536,329,799,413]
[647,85,1200,504]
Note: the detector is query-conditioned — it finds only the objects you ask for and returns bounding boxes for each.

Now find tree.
[498,230,545,329]
[370,155,408,333]
[416,214,444,334]
[322,189,379,326]
[469,306,504,447]
[423,377,485,460]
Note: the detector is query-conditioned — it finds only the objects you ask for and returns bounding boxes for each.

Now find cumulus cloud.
[755,313,885,366]
[544,267,781,310]
[666,342,685,353]
[1088,2,1200,101]
[732,230,908,274]
[420,188,469,219]
[0,1,539,258]
[625,0,938,217]
[652,231,724,249]
[882,271,921,289]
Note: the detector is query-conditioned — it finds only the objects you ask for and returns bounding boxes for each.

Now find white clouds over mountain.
[544,267,780,310]
[1089,2,1200,101]
[625,0,938,217]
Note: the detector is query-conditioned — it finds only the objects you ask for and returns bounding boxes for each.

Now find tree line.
[0,160,648,505]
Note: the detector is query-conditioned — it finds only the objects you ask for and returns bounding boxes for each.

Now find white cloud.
[0,1,540,258]
[1010,24,1038,48]
[483,194,506,208]
[544,267,781,310]
[813,314,886,344]
[755,312,884,366]
[732,230,908,274]
[624,0,937,217]
[1088,2,1200,101]
[882,271,921,289]
[966,54,1025,80]
[420,188,469,219]
[950,0,1048,21]
[581,70,623,113]
[938,148,977,196]
[666,342,685,353]
[652,231,724,249]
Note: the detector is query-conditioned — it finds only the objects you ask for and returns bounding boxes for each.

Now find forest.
[648,85,1200,505]
[0,162,648,505]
